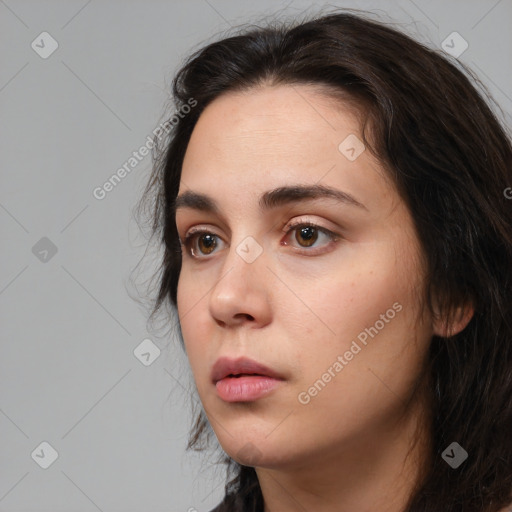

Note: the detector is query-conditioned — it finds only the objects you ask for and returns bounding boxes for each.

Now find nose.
[208,239,272,328]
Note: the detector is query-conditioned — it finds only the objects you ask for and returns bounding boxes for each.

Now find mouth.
[214,375,284,402]
[224,372,266,378]
[211,357,285,402]
[211,356,284,383]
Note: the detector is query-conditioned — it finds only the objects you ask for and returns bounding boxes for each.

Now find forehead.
[186,84,360,157]
[180,84,396,215]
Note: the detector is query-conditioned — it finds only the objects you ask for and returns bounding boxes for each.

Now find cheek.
[176,276,208,371]
[176,269,209,330]
[291,248,401,343]
[292,237,426,375]
[328,235,422,330]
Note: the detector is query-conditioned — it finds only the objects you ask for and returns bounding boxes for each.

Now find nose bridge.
[208,231,269,323]
[233,233,265,266]
[217,232,266,288]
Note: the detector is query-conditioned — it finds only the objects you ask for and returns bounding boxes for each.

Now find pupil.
[199,234,216,253]
[301,227,314,240]
[298,226,317,247]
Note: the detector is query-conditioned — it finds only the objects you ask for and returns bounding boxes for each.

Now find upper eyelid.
[182,219,337,240]
[181,213,340,234]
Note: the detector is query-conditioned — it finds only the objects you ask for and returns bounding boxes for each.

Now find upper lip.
[211,356,284,383]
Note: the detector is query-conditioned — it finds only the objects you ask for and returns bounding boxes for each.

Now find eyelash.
[180,219,341,259]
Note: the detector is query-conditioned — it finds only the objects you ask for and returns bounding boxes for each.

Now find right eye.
[181,229,225,259]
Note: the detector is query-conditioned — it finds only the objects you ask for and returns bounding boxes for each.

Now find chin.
[216,433,300,469]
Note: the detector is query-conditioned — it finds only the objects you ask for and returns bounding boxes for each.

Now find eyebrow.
[172,184,368,217]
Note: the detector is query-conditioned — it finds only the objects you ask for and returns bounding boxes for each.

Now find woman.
[136,9,512,512]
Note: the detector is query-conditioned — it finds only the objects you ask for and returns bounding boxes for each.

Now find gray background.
[1,1,511,511]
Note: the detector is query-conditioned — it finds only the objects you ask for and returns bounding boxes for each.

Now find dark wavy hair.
[134,8,512,512]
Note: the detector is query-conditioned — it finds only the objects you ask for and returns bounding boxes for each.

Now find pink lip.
[211,356,283,382]
[211,357,285,402]
[215,375,283,402]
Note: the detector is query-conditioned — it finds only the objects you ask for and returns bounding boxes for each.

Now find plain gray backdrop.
[1,0,511,511]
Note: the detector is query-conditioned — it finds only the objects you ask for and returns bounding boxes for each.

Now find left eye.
[282,222,340,253]
[181,222,340,259]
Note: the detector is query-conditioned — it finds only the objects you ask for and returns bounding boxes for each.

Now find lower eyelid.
[283,226,340,253]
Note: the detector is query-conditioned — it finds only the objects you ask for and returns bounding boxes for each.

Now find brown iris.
[295,226,318,247]
[196,234,217,255]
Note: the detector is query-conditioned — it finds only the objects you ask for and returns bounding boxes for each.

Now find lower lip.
[215,375,283,402]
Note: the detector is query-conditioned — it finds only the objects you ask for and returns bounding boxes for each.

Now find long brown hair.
[134,8,512,511]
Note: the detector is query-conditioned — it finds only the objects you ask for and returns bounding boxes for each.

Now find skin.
[175,84,474,512]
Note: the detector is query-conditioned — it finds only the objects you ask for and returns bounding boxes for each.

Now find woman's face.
[175,84,435,469]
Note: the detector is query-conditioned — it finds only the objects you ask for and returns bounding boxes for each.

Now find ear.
[432,301,475,338]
